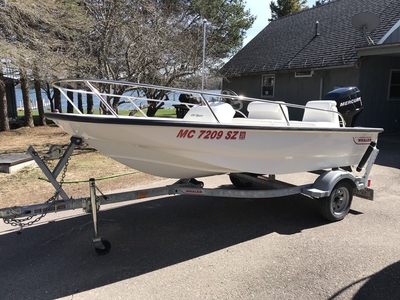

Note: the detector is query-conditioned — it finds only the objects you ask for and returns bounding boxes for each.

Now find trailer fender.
[302,170,356,198]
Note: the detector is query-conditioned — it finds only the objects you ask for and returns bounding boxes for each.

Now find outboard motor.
[323,87,363,127]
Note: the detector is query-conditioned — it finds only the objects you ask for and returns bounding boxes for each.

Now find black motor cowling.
[323,87,363,127]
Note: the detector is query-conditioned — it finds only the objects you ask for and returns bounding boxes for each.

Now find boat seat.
[247,101,289,121]
[302,100,340,127]
[183,102,235,123]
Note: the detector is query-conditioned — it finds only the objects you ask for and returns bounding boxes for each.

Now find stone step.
[0,153,37,174]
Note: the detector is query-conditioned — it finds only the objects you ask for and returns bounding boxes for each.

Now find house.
[220,0,400,133]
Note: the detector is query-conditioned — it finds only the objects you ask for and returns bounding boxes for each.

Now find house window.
[262,74,275,97]
[388,70,400,100]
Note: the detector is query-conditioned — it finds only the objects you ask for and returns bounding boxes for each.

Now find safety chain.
[3,157,70,233]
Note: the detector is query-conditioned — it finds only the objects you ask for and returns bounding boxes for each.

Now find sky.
[243,0,318,46]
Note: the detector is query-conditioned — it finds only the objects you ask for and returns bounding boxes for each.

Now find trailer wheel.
[95,239,111,255]
[318,181,353,222]
[229,174,253,188]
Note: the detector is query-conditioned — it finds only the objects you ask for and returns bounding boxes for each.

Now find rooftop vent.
[315,21,320,36]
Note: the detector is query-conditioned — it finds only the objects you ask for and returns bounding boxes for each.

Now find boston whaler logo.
[353,136,372,144]
[180,188,204,195]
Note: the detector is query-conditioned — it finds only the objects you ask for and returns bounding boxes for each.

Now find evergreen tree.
[269,0,308,21]
[314,0,333,6]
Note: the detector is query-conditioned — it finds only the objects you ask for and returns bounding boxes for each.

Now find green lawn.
[18,108,178,118]
[127,108,177,118]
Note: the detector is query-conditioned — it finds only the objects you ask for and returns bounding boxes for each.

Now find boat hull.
[46,113,382,178]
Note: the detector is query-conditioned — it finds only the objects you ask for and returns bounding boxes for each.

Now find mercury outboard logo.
[339,97,362,107]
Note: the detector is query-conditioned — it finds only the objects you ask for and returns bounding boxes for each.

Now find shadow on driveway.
[0,193,325,299]
[329,260,400,300]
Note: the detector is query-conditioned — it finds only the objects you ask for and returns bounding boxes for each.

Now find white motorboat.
[45,79,383,179]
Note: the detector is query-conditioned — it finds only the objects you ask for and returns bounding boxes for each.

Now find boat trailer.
[0,137,379,255]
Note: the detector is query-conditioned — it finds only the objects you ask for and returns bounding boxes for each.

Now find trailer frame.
[0,137,379,255]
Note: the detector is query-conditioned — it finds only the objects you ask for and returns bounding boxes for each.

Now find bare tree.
[33,66,46,126]
[0,0,254,122]
[0,74,10,131]
[87,93,94,114]
[54,88,62,113]
[0,0,91,121]
[84,0,254,116]
[18,66,34,128]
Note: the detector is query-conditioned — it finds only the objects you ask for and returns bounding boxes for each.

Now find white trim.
[295,70,314,77]
[356,43,400,57]
[378,20,400,44]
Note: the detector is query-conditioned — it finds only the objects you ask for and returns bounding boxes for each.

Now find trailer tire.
[229,174,253,188]
[318,181,353,222]
[95,239,111,255]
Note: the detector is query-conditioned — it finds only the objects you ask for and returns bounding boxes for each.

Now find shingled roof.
[220,0,400,76]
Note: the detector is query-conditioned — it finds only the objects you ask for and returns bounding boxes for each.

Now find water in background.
[15,88,220,111]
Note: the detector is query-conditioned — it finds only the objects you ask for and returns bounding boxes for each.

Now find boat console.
[247,101,289,121]
[183,102,235,123]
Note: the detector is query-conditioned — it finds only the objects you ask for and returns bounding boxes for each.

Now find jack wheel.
[95,239,111,255]
[318,181,353,222]
[189,178,204,188]
[229,174,253,188]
